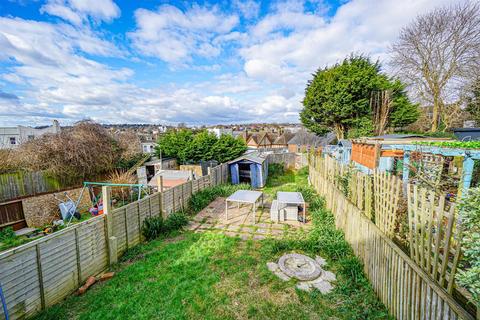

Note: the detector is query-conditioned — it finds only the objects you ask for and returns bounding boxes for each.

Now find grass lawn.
[33,167,391,320]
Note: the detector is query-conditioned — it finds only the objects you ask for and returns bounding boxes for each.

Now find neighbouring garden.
[33,166,391,320]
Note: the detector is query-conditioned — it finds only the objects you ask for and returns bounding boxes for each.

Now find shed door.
[230,164,239,184]
[0,200,27,230]
[250,163,259,188]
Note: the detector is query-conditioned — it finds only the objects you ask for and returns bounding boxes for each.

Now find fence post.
[102,186,117,265]
[402,151,410,194]
[35,243,46,309]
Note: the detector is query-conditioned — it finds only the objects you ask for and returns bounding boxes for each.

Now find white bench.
[271,200,291,222]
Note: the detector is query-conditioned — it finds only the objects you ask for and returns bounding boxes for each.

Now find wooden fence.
[0,163,229,320]
[0,171,80,202]
[309,154,473,320]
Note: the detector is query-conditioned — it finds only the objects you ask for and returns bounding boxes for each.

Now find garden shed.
[229,152,268,188]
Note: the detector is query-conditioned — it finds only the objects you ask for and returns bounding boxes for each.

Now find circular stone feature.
[278,253,322,281]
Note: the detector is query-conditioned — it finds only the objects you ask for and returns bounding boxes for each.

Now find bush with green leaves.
[0,227,15,242]
[164,212,189,232]
[141,212,189,241]
[456,188,480,304]
[155,129,247,164]
[300,54,418,139]
[415,141,480,149]
[142,216,165,241]
[268,163,285,177]
[0,227,26,252]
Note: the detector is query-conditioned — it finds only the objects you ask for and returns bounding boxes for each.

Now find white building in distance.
[207,127,233,138]
[0,120,61,149]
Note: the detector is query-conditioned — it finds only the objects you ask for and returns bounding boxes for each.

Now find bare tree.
[371,90,393,136]
[390,1,480,132]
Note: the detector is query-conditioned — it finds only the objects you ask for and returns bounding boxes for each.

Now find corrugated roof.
[228,152,267,164]
[370,134,425,139]
[147,170,191,187]
[338,139,352,148]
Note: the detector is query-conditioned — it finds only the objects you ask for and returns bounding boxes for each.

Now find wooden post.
[36,244,46,309]
[402,151,411,194]
[109,236,118,265]
[157,175,163,193]
[172,187,176,213]
[189,170,194,198]
[102,186,112,233]
[208,167,212,187]
[181,183,185,210]
[102,186,117,266]
[74,228,82,286]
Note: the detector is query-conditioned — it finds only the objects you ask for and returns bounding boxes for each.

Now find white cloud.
[0,0,465,127]
[40,0,120,25]
[240,0,457,87]
[129,4,239,64]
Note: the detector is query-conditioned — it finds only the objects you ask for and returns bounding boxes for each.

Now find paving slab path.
[187,197,312,240]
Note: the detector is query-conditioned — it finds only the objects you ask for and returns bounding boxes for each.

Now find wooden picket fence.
[0,163,229,320]
[373,170,402,238]
[309,154,473,320]
[406,184,462,295]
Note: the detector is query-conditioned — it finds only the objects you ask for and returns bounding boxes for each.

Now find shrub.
[141,213,189,241]
[456,188,480,304]
[108,171,137,200]
[268,163,285,177]
[164,212,189,232]
[0,227,15,242]
[18,121,118,179]
[142,217,165,241]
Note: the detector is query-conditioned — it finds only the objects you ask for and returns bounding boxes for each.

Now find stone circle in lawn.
[267,253,336,293]
[278,253,322,281]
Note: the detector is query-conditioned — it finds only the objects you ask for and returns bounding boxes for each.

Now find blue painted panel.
[264,161,268,184]
[250,163,259,188]
[378,157,394,172]
[462,156,475,196]
[382,144,480,159]
[230,164,239,184]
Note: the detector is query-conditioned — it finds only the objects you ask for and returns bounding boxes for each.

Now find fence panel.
[0,162,230,319]
[125,203,140,248]
[111,207,127,256]
[77,218,108,283]
[149,193,161,218]
[373,170,402,238]
[0,246,42,319]
[407,184,462,294]
[309,155,473,320]
[39,230,78,306]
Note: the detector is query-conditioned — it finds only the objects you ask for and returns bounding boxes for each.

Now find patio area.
[187,196,313,240]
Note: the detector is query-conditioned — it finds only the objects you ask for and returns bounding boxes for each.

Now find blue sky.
[0,0,458,126]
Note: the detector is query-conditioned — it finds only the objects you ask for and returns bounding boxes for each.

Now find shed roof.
[147,170,191,186]
[228,152,267,164]
[369,134,425,140]
[338,139,352,148]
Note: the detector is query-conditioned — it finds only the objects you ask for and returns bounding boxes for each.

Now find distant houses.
[207,127,233,138]
[0,120,61,149]
[232,128,334,153]
[287,130,336,153]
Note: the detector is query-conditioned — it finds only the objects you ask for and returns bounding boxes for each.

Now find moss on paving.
[33,168,391,320]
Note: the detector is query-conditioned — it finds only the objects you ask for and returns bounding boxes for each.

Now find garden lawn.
[33,167,391,320]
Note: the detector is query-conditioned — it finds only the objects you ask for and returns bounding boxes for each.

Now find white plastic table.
[225,190,264,224]
[277,191,306,223]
